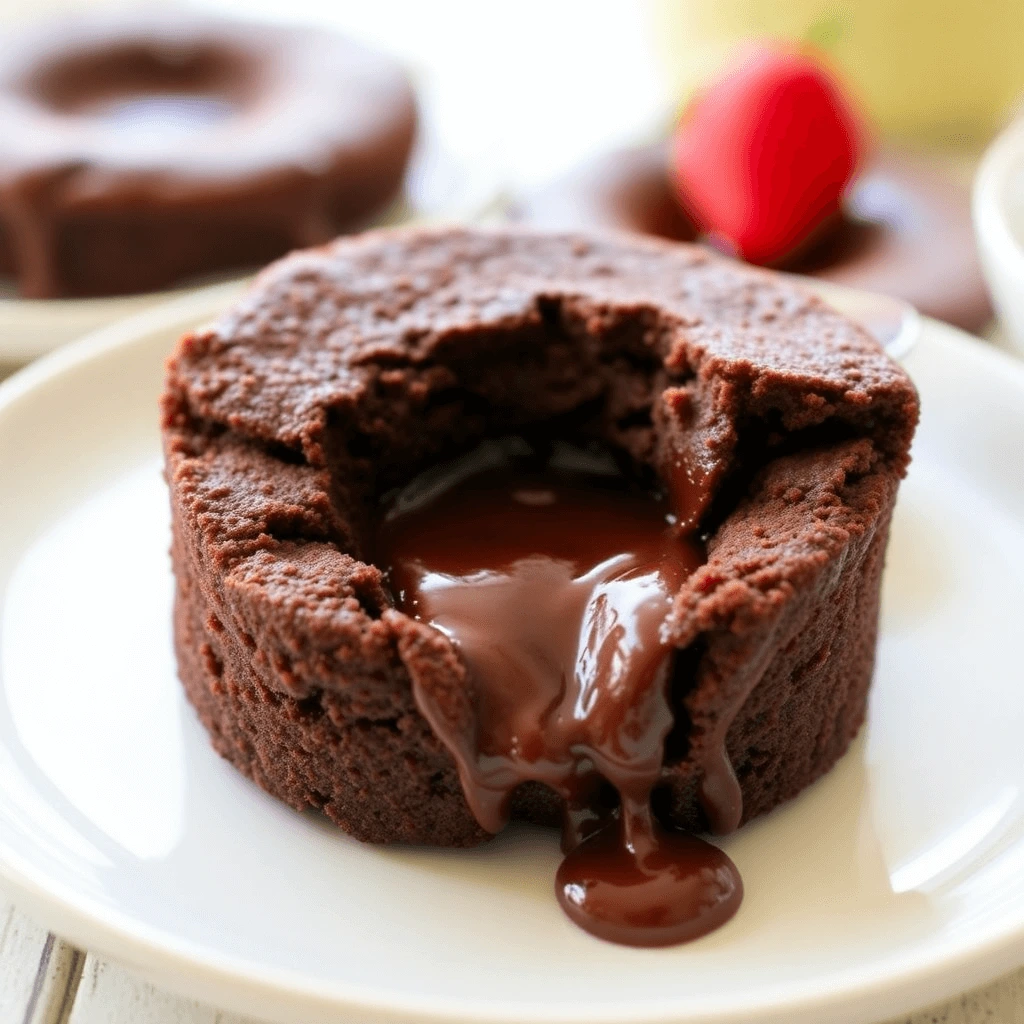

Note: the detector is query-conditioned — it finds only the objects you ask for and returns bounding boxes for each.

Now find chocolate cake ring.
[163,227,918,871]
[513,142,992,334]
[0,10,416,298]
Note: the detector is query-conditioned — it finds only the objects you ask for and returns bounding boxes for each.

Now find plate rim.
[2,289,1024,1024]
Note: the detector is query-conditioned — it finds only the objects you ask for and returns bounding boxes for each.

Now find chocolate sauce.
[557,816,741,947]
[378,441,742,946]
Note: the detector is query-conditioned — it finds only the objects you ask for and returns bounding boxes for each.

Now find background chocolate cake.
[0,10,417,298]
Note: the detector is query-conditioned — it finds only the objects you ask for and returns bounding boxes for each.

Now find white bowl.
[974,120,1024,357]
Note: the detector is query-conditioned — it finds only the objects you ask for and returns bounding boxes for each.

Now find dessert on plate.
[163,226,918,946]
[514,45,992,334]
[0,10,416,298]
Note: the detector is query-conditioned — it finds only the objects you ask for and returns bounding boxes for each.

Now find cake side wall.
[707,476,891,829]
[658,439,899,832]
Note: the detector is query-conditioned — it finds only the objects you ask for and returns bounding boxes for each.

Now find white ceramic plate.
[0,285,1023,1024]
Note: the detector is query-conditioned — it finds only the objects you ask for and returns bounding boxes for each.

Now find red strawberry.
[671,44,865,266]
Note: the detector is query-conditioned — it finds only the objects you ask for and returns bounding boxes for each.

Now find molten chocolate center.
[378,441,742,946]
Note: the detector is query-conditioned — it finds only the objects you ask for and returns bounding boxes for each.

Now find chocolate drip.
[378,441,743,946]
[664,451,713,537]
[557,810,741,947]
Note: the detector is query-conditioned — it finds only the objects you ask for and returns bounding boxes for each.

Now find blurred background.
[3,0,1024,359]
[3,0,1021,219]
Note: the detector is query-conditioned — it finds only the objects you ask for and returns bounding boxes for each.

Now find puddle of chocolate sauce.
[378,440,742,947]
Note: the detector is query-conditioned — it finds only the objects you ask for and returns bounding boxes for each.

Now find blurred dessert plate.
[0,7,427,366]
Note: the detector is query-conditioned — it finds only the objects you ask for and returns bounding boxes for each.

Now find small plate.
[1,284,1023,1024]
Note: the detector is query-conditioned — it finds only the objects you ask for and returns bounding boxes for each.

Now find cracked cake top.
[165,226,918,532]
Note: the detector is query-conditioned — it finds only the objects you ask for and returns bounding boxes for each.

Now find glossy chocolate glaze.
[513,143,992,333]
[0,11,416,297]
[378,440,742,946]
[557,820,741,947]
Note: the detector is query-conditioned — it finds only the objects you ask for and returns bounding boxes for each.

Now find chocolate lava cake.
[163,226,918,858]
